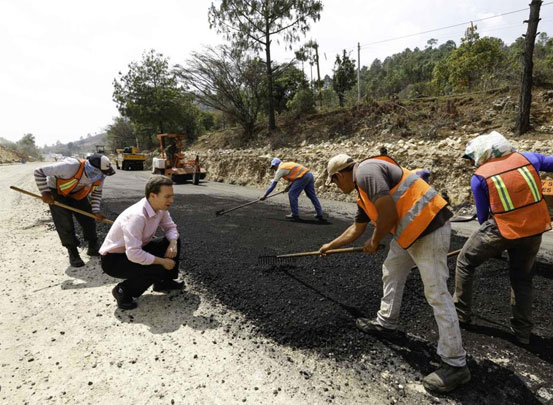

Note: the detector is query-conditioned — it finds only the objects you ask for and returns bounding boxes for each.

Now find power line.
[359,2,553,49]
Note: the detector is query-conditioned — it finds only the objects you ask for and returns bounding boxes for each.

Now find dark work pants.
[101,237,181,297]
[288,172,323,217]
[49,189,97,249]
[453,219,542,338]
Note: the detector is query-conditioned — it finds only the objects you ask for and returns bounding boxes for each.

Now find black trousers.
[49,189,97,249]
[101,237,181,297]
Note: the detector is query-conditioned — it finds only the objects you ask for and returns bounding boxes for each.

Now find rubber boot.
[86,240,100,256]
[68,247,85,267]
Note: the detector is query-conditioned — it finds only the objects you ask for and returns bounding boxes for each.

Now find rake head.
[257,255,299,265]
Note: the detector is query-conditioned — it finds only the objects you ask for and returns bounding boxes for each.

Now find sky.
[1,0,552,147]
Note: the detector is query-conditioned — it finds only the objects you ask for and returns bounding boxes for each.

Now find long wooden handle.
[10,186,114,225]
[278,246,366,258]
[216,190,287,216]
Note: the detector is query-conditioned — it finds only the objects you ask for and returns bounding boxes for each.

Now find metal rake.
[258,246,366,265]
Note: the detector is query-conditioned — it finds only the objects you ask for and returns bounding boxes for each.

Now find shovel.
[215,190,287,216]
[10,186,114,225]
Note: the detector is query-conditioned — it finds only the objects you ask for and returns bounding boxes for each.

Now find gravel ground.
[2,165,552,404]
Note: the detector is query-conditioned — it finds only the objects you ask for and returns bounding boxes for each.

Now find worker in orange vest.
[260,157,324,221]
[34,154,115,267]
[454,131,553,345]
[320,153,469,394]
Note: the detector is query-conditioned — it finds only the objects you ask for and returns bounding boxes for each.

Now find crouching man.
[99,175,184,309]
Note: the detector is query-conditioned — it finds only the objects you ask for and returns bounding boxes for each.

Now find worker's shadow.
[113,290,220,334]
[60,258,113,290]
[460,322,553,365]
[369,330,540,402]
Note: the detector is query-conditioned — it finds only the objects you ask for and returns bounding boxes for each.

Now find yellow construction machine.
[151,134,206,184]
[116,146,146,170]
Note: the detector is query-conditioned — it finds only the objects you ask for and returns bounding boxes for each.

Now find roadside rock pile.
[195,133,553,206]
[0,145,23,164]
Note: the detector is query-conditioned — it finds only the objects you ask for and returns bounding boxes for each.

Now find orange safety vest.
[356,156,448,249]
[279,162,309,182]
[56,159,103,200]
[474,152,551,239]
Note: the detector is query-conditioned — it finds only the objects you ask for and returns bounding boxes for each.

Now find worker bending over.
[99,175,183,310]
[261,157,324,221]
[454,131,553,345]
[34,154,115,267]
[321,153,469,394]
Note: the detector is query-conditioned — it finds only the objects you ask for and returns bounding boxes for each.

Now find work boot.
[112,285,137,310]
[153,279,185,293]
[510,327,530,345]
[355,318,398,338]
[285,214,300,221]
[457,315,472,330]
[86,240,100,256]
[67,247,85,267]
[422,362,471,394]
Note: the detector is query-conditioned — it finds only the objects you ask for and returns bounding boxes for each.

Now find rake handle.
[278,246,365,258]
[216,190,287,216]
[10,186,114,225]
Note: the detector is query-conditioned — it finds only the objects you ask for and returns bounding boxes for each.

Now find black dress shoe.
[153,279,185,293]
[112,285,137,310]
[68,247,85,267]
[86,240,100,256]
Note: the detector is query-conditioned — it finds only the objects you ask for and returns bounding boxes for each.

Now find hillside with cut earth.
[192,87,553,206]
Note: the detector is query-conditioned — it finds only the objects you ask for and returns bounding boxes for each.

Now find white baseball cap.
[327,154,355,181]
[89,154,115,176]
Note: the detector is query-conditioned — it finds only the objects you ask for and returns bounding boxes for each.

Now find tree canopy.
[332,50,356,107]
[112,49,202,149]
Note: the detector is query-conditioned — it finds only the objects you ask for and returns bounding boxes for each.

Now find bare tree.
[178,46,265,138]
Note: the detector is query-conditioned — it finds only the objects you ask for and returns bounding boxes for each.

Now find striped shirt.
[34,158,104,213]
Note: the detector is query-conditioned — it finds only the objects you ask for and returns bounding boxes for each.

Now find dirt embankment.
[0,145,23,164]
[191,89,553,206]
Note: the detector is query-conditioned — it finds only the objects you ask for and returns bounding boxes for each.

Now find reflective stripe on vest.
[475,152,551,239]
[280,162,309,182]
[355,156,447,249]
[56,159,102,200]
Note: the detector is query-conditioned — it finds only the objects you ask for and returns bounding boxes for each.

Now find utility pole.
[314,43,322,108]
[517,0,542,135]
[357,42,361,103]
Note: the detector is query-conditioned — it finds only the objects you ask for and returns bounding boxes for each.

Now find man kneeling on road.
[320,153,470,394]
[99,175,184,310]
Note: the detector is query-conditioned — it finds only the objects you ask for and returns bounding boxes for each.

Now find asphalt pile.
[102,194,553,404]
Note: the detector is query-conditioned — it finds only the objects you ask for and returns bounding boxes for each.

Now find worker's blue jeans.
[288,171,323,217]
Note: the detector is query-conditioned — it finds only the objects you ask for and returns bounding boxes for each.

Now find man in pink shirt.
[99,175,183,309]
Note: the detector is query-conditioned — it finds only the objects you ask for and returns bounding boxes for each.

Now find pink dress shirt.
[99,198,179,265]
